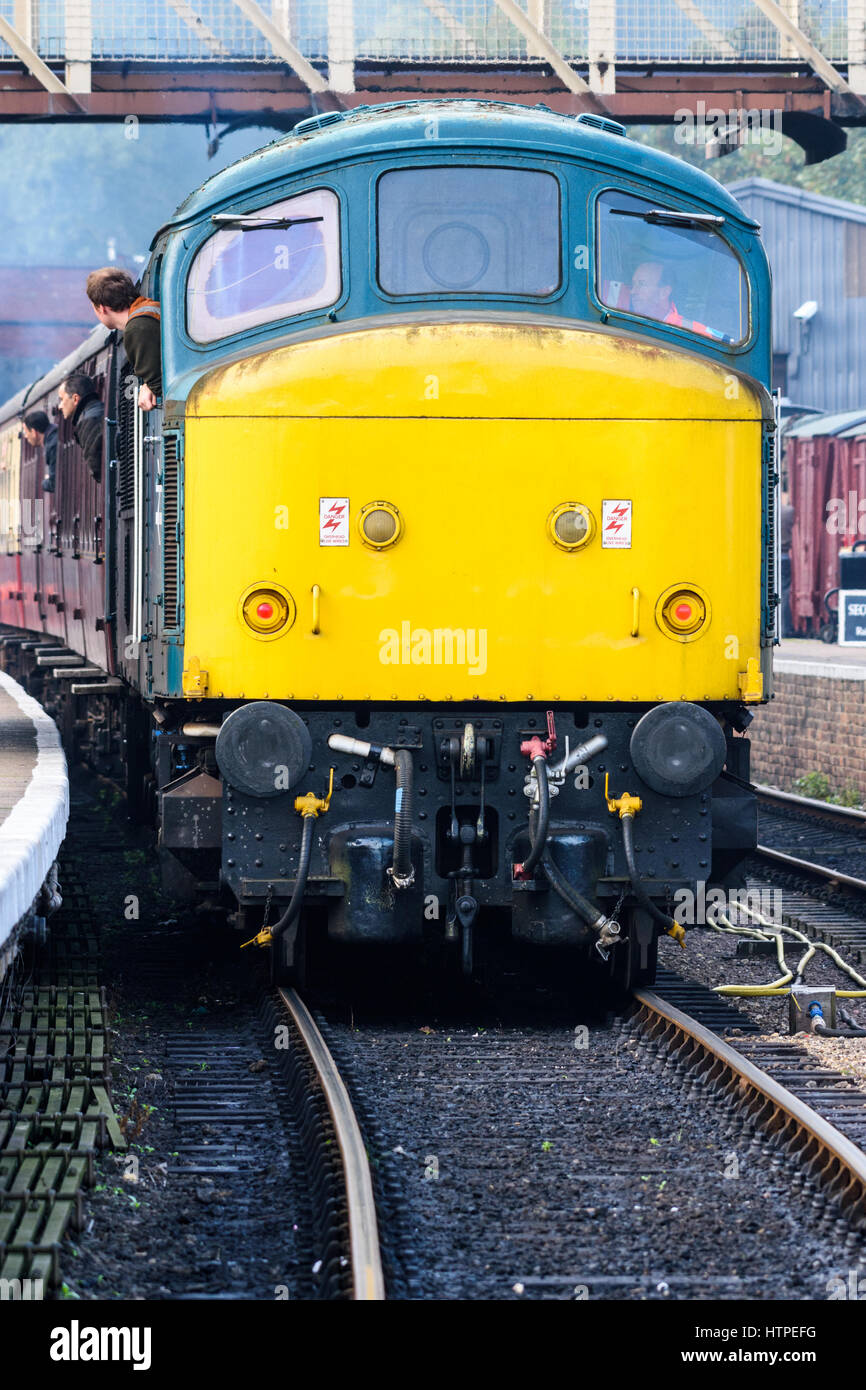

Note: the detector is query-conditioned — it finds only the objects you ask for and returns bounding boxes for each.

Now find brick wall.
[748,670,866,797]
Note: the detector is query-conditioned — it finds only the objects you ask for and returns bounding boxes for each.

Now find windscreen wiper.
[609,208,725,229]
[210,214,324,230]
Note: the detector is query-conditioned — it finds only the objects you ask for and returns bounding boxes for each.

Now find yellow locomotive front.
[148,105,774,986]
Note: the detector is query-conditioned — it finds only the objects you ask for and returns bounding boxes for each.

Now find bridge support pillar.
[849,0,866,93]
[588,0,616,94]
[64,0,91,94]
[327,0,355,94]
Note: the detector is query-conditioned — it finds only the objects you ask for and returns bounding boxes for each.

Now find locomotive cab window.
[596,190,748,345]
[186,188,341,342]
[377,166,561,296]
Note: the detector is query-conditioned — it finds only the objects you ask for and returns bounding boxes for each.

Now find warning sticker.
[319,497,349,546]
[602,499,632,549]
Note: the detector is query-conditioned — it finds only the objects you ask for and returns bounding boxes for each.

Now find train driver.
[605,260,721,340]
[86,267,162,413]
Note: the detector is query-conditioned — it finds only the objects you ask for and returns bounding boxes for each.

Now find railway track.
[11,772,866,1301]
[310,973,866,1300]
[265,989,384,1301]
[1,772,386,1302]
[755,783,866,895]
[749,783,866,965]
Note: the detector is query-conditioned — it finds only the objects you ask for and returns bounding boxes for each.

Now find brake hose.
[519,755,550,879]
[621,810,677,931]
[389,748,415,888]
[270,814,316,941]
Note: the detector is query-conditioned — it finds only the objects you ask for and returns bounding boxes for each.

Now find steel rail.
[277,987,385,1301]
[754,783,866,825]
[635,989,866,1222]
[755,842,866,895]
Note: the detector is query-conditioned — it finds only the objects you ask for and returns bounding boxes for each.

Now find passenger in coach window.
[22,408,58,493]
[58,373,104,484]
[85,266,162,411]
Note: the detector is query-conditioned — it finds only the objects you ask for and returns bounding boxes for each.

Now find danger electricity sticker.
[602,499,632,549]
[319,497,349,546]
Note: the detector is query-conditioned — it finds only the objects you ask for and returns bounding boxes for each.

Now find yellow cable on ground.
[706,898,866,999]
[712,910,793,994]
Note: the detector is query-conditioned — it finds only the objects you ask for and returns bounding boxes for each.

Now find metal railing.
[0,0,857,67]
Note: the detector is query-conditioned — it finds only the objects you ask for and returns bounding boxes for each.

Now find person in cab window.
[58,373,104,483]
[85,267,162,411]
[628,260,717,339]
[22,408,58,493]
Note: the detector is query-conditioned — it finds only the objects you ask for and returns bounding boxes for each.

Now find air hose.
[525,801,606,929]
[389,748,415,888]
[620,810,677,932]
[270,814,316,941]
[810,1002,866,1038]
[520,755,550,879]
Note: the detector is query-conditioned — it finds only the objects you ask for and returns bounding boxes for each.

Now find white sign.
[319,497,349,546]
[602,499,632,549]
[840,590,866,646]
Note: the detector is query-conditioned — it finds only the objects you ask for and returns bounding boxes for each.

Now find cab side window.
[596,189,749,344]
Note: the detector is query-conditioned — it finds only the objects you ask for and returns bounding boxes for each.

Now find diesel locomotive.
[0,101,776,986]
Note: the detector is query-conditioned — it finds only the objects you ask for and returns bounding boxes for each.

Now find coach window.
[596,189,748,345]
[377,166,561,296]
[186,188,341,342]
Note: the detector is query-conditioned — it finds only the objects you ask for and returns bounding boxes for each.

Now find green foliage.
[794,771,832,800]
[794,771,864,807]
[829,786,864,808]
[633,125,866,208]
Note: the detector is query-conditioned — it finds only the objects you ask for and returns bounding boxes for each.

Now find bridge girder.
[0,64,860,164]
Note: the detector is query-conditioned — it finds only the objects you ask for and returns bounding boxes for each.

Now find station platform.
[775,638,866,679]
[0,670,68,974]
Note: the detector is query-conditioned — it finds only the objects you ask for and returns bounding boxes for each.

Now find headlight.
[215,701,312,797]
[547,502,595,552]
[630,701,726,797]
[359,501,403,549]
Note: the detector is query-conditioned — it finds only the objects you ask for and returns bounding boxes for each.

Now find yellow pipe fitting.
[604,772,643,819]
[294,765,335,818]
[241,926,274,950]
[667,922,686,948]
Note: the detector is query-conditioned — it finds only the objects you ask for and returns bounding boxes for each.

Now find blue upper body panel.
[154,100,772,408]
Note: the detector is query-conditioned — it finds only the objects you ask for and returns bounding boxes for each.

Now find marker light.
[240,585,295,637]
[656,585,709,640]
